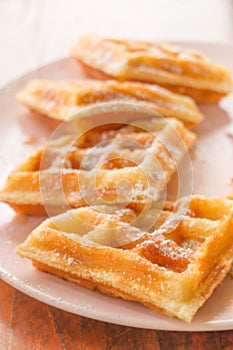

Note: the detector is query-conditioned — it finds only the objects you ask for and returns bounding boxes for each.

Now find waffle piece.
[0,118,195,215]
[17,195,233,323]
[228,179,233,277]
[72,35,233,103]
[17,79,203,128]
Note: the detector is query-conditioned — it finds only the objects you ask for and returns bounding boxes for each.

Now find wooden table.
[0,1,233,349]
[1,277,233,349]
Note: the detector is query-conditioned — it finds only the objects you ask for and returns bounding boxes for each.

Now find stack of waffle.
[1,35,233,323]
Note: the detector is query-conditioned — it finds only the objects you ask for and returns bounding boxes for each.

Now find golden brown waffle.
[227,180,233,277]
[17,195,233,323]
[17,79,203,128]
[0,118,195,215]
[71,35,233,103]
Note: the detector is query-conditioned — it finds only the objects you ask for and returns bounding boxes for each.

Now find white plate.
[0,41,233,331]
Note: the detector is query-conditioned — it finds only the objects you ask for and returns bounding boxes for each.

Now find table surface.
[1,279,233,350]
[0,1,233,349]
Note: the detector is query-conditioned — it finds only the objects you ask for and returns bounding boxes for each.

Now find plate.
[0,41,233,331]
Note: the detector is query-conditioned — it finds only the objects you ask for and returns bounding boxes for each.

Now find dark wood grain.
[1,280,232,350]
[0,278,14,349]
[6,288,64,350]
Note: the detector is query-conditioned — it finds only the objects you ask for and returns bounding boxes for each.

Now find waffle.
[228,180,233,277]
[16,195,233,323]
[72,35,233,103]
[0,117,195,215]
[17,79,203,128]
